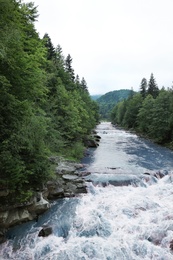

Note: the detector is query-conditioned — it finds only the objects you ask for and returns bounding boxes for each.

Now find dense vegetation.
[0,0,99,202]
[97,89,133,119]
[111,74,173,147]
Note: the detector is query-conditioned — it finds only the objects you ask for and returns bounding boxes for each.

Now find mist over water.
[1,122,173,259]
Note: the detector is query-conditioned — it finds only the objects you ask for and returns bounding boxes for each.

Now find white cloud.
[23,0,173,94]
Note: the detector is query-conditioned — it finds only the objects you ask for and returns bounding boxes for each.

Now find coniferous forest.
[111,73,173,148]
[0,0,99,202]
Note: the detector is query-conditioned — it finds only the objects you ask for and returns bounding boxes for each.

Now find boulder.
[28,192,50,215]
[47,189,64,200]
[0,208,33,229]
[62,174,78,180]
[38,226,53,237]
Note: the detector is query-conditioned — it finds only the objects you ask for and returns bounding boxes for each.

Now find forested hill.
[97,89,133,119]
[0,0,99,204]
[91,95,102,100]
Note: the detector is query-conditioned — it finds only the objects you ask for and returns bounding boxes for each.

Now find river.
[1,122,173,259]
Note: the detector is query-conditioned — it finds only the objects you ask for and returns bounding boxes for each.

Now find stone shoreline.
[0,133,101,243]
[0,158,91,244]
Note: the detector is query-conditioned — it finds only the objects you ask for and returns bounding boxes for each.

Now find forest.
[0,0,99,202]
[96,89,133,119]
[111,73,173,148]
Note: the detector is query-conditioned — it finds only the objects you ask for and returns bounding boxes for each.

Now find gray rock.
[62,174,79,180]
[38,226,53,237]
[28,193,50,215]
[78,171,91,177]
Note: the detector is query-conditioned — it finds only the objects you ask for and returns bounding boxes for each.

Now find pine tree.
[140,78,147,98]
[65,54,75,82]
[81,77,88,93]
[147,73,159,98]
[43,33,56,60]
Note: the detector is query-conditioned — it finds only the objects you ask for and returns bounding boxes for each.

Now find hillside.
[97,89,133,119]
[91,94,102,100]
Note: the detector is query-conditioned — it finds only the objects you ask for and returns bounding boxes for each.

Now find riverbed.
[1,122,173,259]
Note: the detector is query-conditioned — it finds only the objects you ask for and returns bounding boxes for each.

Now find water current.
[1,122,173,259]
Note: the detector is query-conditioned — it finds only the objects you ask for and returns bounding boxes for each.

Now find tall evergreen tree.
[147,73,159,98]
[140,78,147,98]
[81,77,88,93]
[43,33,56,60]
[65,54,75,82]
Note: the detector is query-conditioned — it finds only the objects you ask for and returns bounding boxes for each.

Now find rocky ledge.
[0,157,92,243]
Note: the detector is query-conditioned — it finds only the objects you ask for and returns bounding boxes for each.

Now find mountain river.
[1,122,173,259]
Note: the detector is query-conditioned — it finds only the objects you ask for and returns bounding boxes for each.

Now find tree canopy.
[111,75,173,148]
[0,0,99,204]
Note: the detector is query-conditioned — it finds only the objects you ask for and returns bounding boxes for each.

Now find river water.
[1,122,173,259]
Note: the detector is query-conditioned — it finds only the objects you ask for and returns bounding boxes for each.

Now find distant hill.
[90,94,102,100]
[97,89,133,119]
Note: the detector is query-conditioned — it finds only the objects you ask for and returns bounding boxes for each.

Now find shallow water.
[1,122,173,259]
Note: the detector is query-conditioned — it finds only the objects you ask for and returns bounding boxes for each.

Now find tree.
[148,90,172,143]
[0,0,100,204]
[65,54,75,82]
[81,77,88,93]
[123,93,143,128]
[137,94,155,133]
[140,78,147,98]
[147,73,159,98]
[43,33,56,60]
[111,100,127,125]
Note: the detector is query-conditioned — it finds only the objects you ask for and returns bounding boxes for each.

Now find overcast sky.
[23,0,173,95]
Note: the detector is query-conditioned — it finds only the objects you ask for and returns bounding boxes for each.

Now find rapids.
[1,122,173,260]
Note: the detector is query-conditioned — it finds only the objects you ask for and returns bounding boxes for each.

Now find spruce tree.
[140,78,147,98]
[81,77,88,93]
[147,73,159,98]
[43,33,56,60]
[65,54,75,82]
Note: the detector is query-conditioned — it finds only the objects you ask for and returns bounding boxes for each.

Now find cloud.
[23,0,173,94]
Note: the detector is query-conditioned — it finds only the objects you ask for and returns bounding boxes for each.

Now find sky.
[23,0,173,95]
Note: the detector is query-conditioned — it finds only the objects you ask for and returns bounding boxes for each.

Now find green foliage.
[140,78,147,98]
[0,0,99,204]
[111,75,173,147]
[147,73,159,98]
[97,89,133,119]
[137,94,155,133]
[147,90,172,143]
[122,94,143,128]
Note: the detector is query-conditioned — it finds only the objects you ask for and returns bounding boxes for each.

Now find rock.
[56,164,76,175]
[0,211,9,226]
[78,171,91,177]
[93,134,101,142]
[0,209,33,229]
[83,133,101,148]
[154,170,169,178]
[170,240,173,250]
[38,226,53,237]
[28,192,50,215]
[0,157,89,239]
[86,174,145,187]
[6,209,33,227]
[62,174,78,180]
[85,139,99,148]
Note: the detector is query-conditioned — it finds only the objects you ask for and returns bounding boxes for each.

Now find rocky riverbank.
[0,133,101,243]
[0,158,91,243]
